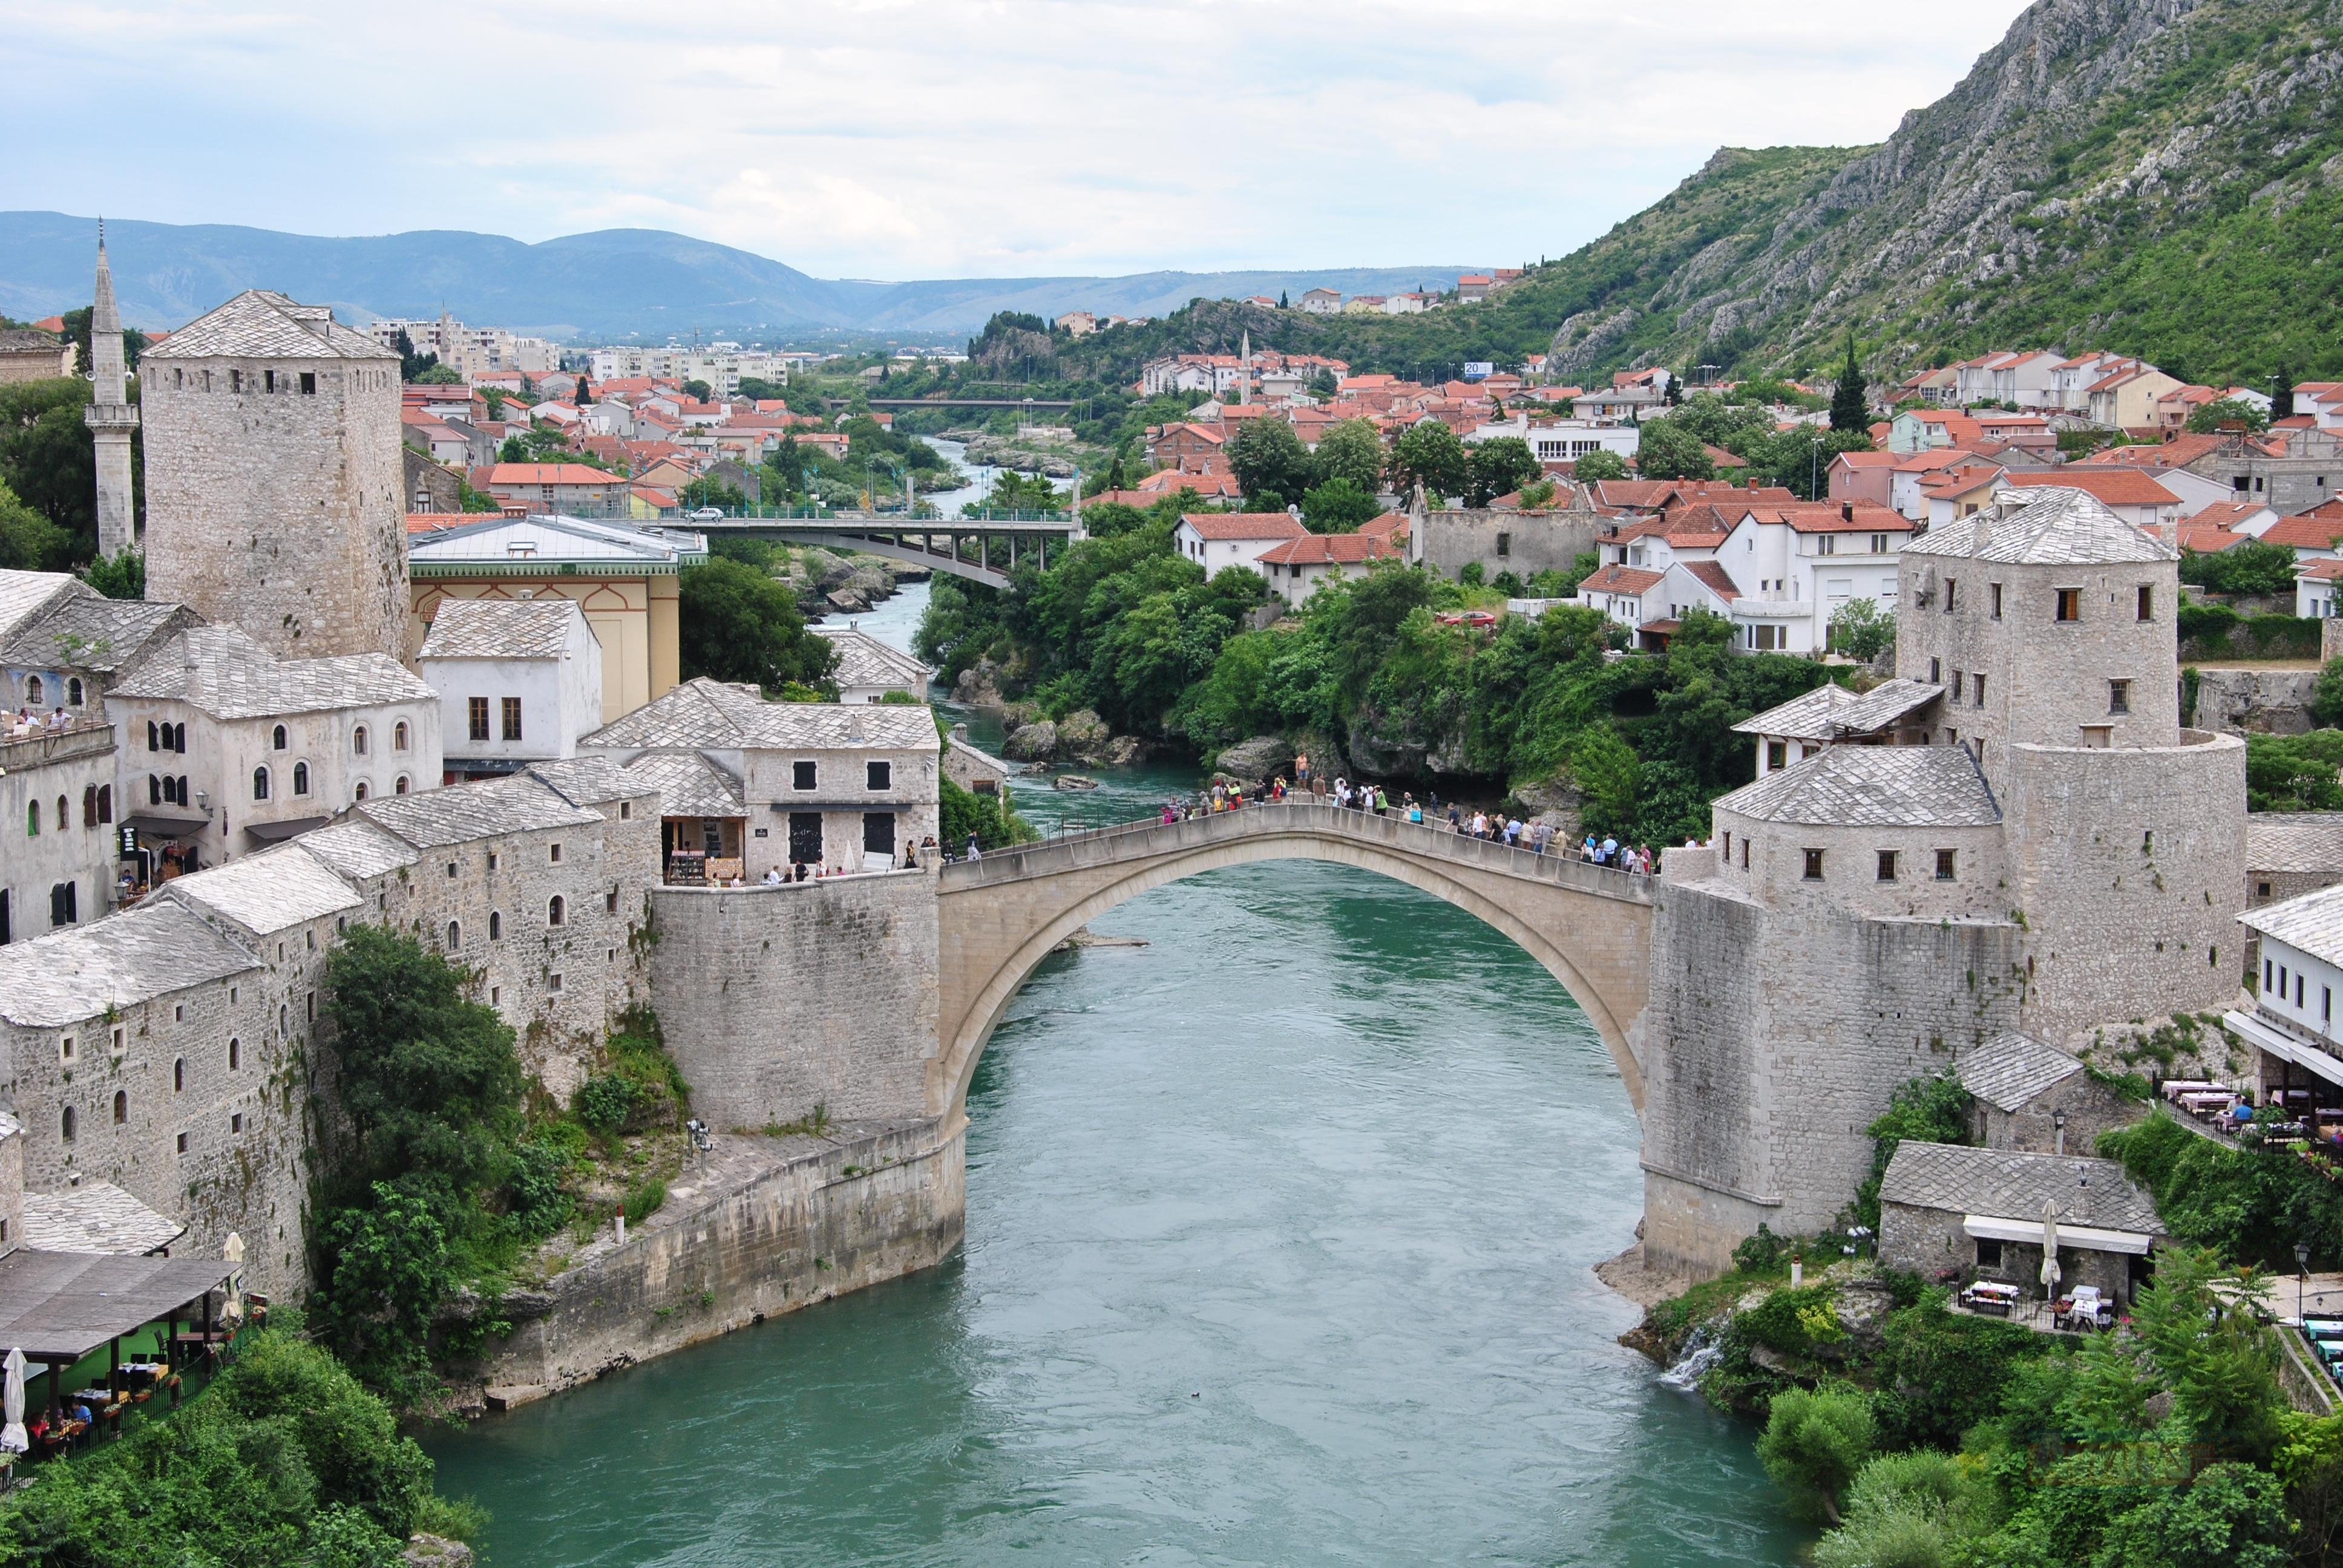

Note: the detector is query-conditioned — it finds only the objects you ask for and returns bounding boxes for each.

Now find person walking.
[1505,815,1524,848]
[1449,803,1464,832]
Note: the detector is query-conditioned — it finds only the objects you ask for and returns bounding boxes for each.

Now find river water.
[424,530,1803,1567]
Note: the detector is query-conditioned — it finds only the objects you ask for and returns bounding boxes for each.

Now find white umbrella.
[2040,1199,2062,1296]
[220,1232,245,1326]
[2,1347,27,1454]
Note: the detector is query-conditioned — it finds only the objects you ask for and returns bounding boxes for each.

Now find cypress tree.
[1830,338,1868,432]
[2274,368,2296,422]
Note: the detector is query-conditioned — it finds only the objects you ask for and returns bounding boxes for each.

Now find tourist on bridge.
[965,834,981,861]
[1294,751,1311,788]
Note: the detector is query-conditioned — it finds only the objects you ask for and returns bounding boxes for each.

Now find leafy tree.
[1312,417,1388,494]
[1758,1384,1876,1523]
[480,386,505,420]
[0,475,71,570]
[2244,729,2343,811]
[2273,369,2295,422]
[1300,475,1378,533]
[1636,417,1715,481]
[309,1185,457,1410]
[1813,1449,1988,1568]
[2181,538,2298,596]
[1828,598,1895,661]
[680,476,746,512]
[413,363,465,385]
[1855,1073,1970,1227]
[2093,1462,2291,1568]
[1466,436,1539,506]
[79,546,144,598]
[1829,338,1869,432]
[391,329,436,382]
[1388,420,1469,501]
[572,372,594,405]
[497,434,527,462]
[678,555,837,691]
[59,303,148,374]
[1573,449,1630,483]
[0,377,98,553]
[681,378,711,402]
[2187,397,2270,435]
[2319,660,2343,727]
[1227,416,1315,506]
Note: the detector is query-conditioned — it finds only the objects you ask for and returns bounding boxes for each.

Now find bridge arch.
[932,805,1653,1124]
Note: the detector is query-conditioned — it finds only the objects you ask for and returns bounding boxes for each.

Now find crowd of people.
[7,705,88,741]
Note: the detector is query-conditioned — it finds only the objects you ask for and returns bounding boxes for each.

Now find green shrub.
[574,1073,635,1133]
[1758,1383,1877,1522]
[1856,1074,1972,1229]
[624,1177,667,1224]
[2177,599,2240,647]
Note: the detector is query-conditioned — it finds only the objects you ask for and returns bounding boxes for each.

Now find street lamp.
[2299,1240,2313,1324]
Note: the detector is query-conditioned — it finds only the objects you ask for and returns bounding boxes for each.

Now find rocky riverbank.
[787,544,909,615]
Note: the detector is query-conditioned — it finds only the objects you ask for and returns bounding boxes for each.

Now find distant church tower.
[139,291,408,661]
[82,225,140,560]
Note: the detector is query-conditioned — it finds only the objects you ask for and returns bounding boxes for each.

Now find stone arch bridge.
[932,802,1655,1120]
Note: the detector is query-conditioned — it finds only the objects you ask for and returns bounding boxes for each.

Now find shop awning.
[2225,1008,2343,1089]
[244,815,330,843]
[120,811,209,836]
[1962,1215,2155,1256]
[0,1250,232,1362]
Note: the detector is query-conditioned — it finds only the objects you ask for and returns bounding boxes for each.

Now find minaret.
[1239,330,1252,407]
[83,223,140,560]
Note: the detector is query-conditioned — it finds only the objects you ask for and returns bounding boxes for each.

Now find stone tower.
[139,291,408,661]
[82,226,140,560]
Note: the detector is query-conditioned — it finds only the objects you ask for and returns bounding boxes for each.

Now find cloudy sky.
[10,1,2035,280]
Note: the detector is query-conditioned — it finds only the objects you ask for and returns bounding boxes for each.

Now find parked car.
[687,506,726,521]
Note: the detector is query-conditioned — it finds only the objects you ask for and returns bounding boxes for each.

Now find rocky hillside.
[1067,0,2343,387]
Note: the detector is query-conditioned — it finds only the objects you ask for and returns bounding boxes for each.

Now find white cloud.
[1,0,2036,277]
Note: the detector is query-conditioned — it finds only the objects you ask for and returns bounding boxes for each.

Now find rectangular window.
[502,696,522,741]
[2056,587,2081,622]
[1819,535,1836,556]
[867,760,893,791]
[792,760,818,791]
[1766,740,1786,771]
[1935,848,1956,881]
[1971,673,1985,706]
[2327,986,2333,1024]
[176,1132,188,1154]
[1740,839,1750,869]
[1990,583,2002,619]
[1720,832,1731,863]
[2300,975,2309,1007]
[300,371,316,394]
[1802,848,1825,881]
[1929,658,1941,684]
[468,696,490,742]
[863,812,896,857]
[1870,533,1889,554]
[2080,725,2112,748]
[2268,958,2277,991]
[1944,579,1956,613]
[2137,584,2153,621]
[549,973,563,993]
[1496,532,1511,558]
[1976,1237,2004,1269]
[2108,679,2131,716]
[548,842,562,863]
[1876,850,1898,882]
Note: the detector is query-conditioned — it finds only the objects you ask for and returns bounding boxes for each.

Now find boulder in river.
[1214,735,1289,783]
[1057,708,1112,756]
[1003,721,1058,762]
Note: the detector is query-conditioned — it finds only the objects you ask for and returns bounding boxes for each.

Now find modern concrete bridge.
[934,802,1656,1120]
[695,515,1077,590]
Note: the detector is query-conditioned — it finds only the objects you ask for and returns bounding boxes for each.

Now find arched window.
[54,795,68,831]
[173,1058,185,1092]
[176,776,189,806]
[148,720,159,751]
[25,676,39,705]
[272,724,287,751]
[113,1090,126,1125]
[394,721,409,751]
[278,1003,289,1036]
[148,775,161,806]
[162,774,178,805]
[352,725,369,756]
[395,776,410,795]
[353,782,369,802]
[82,785,97,827]
[292,762,310,796]
[24,800,36,837]
[445,920,460,950]
[488,910,502,941]
[252,766,269,801]
[547,895,566,927]
[59,1106,74,1143]
[171,724,185,753]
[96,785,110,824]
[228,1037,240,1071]
[67,678,83,706]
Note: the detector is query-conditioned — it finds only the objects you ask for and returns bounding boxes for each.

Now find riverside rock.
[1003,720,1058,762]
[1214,735,1289,783]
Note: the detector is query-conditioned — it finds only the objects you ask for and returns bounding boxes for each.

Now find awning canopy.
[2226,1008,2343,1089]
[244,815,330,843]
[0,1250,232,1362]
[120,811,209,836]
[1963,1215,2155,1256]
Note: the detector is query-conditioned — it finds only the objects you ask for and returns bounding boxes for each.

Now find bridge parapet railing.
[941,798,1654,902]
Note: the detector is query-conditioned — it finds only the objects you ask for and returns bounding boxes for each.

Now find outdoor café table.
[1962,1283,2020,1316]
[2162,1080,2222,1100]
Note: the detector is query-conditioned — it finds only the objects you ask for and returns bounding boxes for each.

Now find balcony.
[0,722,116,770]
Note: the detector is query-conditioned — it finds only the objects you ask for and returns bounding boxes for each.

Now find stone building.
[140,291,409,661]
[106,624,443,864]
[581,678,940,876]
[813,625,934,704]
[1,580,200,728]
[1952,1032,2143,1156]
[1878,1141,2164,1304]
[1642,487,2246,1272]
[418,597,604,780]
[0,328,73,384]
[1,724,120,944]
[943,722,1012,799]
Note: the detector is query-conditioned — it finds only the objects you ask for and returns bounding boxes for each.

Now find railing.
[0,722,116,768]
[945,797,1657,899]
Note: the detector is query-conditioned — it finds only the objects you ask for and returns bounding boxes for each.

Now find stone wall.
[2191,667,2319,737]
[1415,508,1602,584]
[476,1119,963,1403]
[648,874,942,1130]
[1881,1198,2132,1302]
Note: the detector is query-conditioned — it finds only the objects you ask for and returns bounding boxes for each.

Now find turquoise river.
[423,578,1806,1567]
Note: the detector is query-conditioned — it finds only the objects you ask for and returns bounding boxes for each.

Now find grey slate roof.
[622,750,746,818]
[109,626,434,719]
[1714,743,2001,829]
[812,626,934,692]
[356,773,601,849]
[142,290,394,362]
[2240,883,2343,965]
[0,901,260,1028]
[1901,488,2175,565]
[580,678,939,753]
[21,1184,185,1256]
[2247,813,2343,877]
[0,591,193,676]
[1734,678,1944,740]
[1955,1033,2085,1112]
[163,844,363,936]
[290,819,419,880]
[525,756,643,808]
[0,570,76,645]
[1879,1140,2164,1234]
[418,597,582,661]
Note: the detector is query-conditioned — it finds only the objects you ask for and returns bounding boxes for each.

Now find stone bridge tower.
[82,226,139,560]
[139,291,408,660]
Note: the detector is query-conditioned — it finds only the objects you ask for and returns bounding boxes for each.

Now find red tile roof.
[1179,511,1308,541]
[2004,471,2179,506]
[2259,511,2343,551]
[2077,434,2223,470]
[1677,561,1741,602]
[1578,564,1665,595]
[487,463,617,486]
[2298,557,2343,581]
[1257,532,1404,566]
[1747,502,1914,534]
[2177,523,2246,554]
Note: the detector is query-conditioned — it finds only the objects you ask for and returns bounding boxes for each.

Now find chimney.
[1841,500,1853,522]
